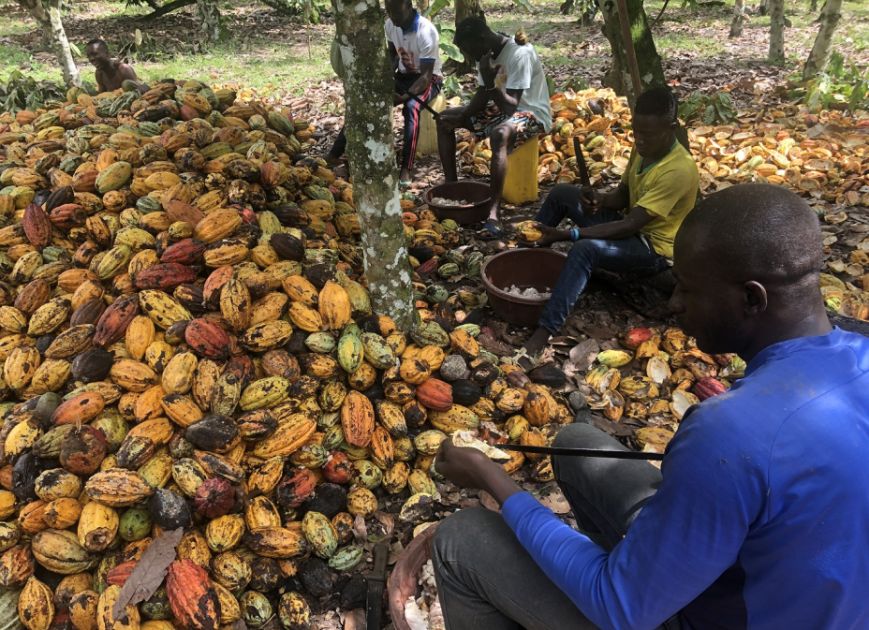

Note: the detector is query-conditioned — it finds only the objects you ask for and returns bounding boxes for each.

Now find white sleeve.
[504,48,532,91]
[417,22,439,62]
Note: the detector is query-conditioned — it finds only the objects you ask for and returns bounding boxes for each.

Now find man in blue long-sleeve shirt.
[433,182,869,630]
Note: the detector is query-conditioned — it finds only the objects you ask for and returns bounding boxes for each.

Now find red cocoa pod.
[202,266,234,309]
[93,294,140,347]
[59,426,108,476]
[133,263,198,291]
[322,451,354,485]
[22,203,52,248]
[160,238,206,265]
[415,378,453,412]
[166,560,221,630]
[192,477,235,519]
[416,257,439,277]
[622,327,655,350]
[106,560,136,587]
[52,392,105,426]
[694,377,728,401]
[48,203,88,230]
[184,318,232,360]
[275,468,318,509]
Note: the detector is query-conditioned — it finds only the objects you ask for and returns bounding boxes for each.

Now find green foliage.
[797,53,868,113]
[678,90,737,124]
[0,70,65,112]
[425,0,452,18]
[440,74,465,98]
[437,27,465,64]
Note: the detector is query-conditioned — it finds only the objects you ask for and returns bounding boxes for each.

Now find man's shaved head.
[676,183,822,286]
[670,183,829,357]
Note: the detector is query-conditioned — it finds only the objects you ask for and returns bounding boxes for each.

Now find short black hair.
[86,38,109,52]
[455,16,489,47]
[635,86,678,122]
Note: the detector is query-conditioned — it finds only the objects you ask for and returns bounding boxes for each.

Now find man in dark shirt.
[86,38,142,93]
[433,183,869,629]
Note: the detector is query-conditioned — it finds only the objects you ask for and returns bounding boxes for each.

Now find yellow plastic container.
[415,94,447,157]
[502,136,539,205]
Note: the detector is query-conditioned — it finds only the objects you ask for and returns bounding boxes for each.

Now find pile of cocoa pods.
[0,80,576,629]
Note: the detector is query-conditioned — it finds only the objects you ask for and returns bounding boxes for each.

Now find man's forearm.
[476,460,522,505]
[599,183,629,211]
[487,86,519,116]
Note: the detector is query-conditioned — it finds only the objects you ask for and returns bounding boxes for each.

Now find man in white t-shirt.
[436,15,551,237]
[327,0,442,186]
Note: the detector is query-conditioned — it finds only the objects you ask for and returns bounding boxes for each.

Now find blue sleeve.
[501,410,764,630]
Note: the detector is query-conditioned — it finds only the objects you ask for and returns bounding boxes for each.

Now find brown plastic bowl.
[424,181,492,224]
[481,248,568,327]
[387,523,439,630]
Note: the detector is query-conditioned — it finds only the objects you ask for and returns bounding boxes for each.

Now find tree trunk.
[44,0,81,87]
[803,0,841,79]
[16,0,79,77]
[767,0,785,64]
[334,0,415,330]
[599,0,665,104]
[729,0,746,37]
[196,0,223,42]
[455,0,483,29]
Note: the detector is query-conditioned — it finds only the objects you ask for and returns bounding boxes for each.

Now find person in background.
[327,0,441,187]
[433,183,869,630]
[521,87,698,358]
[86,38,142,93]
[436,15,551,237]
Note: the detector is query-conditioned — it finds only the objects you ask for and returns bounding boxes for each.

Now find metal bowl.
[424,181,492,224]
[481,248,568,327]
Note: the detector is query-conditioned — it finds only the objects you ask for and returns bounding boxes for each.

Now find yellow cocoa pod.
[31,529,95,574]
[125,316,155,360]
[161,351,197,395]
[282,275,318,305]
[244,496,282,530]
[84,469,154,507]
[110,359,157,392]
[69,590,99,630]
[288,302,322,332]
[318,281,351,330]
[160,394,204,428]
[429,405,479,433]
[43,498,82,530]
[77,502,118,552]
[249,414,316,459]
[220,276,251,331]
[97,584,139,630]
[194,208,241,243]
[205,514,245,552]
[19,576,55,630]
[138,290,191,330]
[176,529,211,567]
[346,487,377,518]
[244,527,307,558]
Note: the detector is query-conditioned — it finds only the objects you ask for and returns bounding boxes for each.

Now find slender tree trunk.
[729,0,746,37]
[334,0,415,330]
[803,0,841,79]
[16,0,80,84]
[767,0,785,64]
[196,0,223,42]
[598,0,665,103]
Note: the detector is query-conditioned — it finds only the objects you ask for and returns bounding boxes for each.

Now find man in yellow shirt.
[522,87,699,356]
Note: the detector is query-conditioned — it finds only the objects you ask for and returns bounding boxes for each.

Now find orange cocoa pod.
[415,378,453,411]
[166,559,221,630]
[340,390,375,448]
[51,392,105,426]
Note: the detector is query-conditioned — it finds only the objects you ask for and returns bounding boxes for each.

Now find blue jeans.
[536,184,667,334]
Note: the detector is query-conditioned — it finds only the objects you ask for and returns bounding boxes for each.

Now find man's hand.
[436,440,521,505]
[579,186,599,213]
[437,107,466,130]
[518,223,567,247]
[479,53,500,88]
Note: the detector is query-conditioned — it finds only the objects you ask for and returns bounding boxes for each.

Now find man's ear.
[743,281,768,317]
